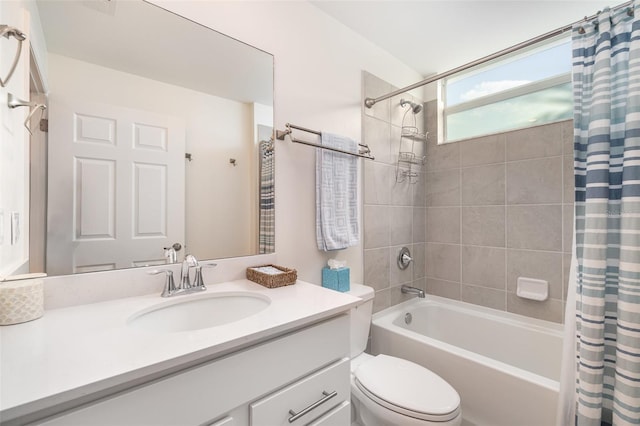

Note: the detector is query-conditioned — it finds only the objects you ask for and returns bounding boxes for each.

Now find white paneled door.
[47,97,185,275]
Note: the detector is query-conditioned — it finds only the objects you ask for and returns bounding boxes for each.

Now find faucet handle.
[193,263,217,291]
[184,254,199,267]
[148,269,177,297]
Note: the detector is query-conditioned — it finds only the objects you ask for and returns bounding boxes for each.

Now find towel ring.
[0,25,27,88]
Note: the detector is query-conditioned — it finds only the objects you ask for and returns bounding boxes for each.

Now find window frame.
[438,36,572,144]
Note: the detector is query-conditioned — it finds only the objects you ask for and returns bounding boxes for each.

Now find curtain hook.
[627,7,634,17]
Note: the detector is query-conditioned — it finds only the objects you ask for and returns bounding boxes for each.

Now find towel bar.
[276,123,375,160]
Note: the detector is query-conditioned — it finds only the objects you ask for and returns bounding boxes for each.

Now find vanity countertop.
[0,280,360,422]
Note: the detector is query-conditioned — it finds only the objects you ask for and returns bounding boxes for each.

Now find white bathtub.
[371,296,563,426]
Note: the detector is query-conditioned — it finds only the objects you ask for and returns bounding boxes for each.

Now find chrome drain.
[404,313,412,325]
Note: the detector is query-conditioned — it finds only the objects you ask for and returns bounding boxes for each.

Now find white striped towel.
[316,132,360,251]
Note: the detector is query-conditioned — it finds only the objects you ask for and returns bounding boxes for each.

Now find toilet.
[348,284,462,426]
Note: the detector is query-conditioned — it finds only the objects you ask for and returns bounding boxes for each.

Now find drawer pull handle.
[287,390,337,423]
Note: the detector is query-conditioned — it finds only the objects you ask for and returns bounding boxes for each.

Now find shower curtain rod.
[364,0,633,109]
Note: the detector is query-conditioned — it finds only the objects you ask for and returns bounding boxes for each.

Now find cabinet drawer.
[307,401,350,426]
[250,358,350,426]
[206,416,234,426]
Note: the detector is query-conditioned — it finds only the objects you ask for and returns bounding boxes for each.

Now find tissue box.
[322,267,350,292]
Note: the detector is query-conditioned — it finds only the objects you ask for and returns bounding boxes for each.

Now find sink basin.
[127,292,271,333]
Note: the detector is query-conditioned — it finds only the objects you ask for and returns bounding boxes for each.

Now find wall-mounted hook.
[229,158,237,166]
[7,93,47,135]
[0,25,26,88]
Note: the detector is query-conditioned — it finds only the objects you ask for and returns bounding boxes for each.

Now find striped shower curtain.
[258,139,275,254]
[572,2,640,425]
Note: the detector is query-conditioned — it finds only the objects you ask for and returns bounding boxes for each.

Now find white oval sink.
[127,292,271,333]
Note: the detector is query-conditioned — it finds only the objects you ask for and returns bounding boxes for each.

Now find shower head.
[400,98,423,114]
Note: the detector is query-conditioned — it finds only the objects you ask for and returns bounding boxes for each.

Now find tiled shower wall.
[423,100,573,323]
[362,72,427,313]
[362,71,573,323]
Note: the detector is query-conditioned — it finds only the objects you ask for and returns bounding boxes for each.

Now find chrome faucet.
[180,254,199,290]
[401,285,425,298]
[148,255,217,297]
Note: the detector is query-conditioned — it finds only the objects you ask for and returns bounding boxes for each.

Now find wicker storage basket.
[246,264,297,288]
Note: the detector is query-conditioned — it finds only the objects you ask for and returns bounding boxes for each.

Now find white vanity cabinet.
[30,315,350,426]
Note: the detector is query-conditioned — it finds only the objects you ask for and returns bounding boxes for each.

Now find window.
[440,37,572,143]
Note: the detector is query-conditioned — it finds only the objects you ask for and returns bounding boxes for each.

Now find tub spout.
[401,285,425,298]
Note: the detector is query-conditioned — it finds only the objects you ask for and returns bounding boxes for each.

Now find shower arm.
[7,93,47,135]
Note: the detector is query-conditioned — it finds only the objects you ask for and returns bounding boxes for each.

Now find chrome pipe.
[364,0,633,108]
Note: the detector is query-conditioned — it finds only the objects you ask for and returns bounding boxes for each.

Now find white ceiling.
[311,0,616,77]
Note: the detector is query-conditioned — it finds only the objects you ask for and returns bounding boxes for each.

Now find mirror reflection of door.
[29,50,48,274]
[46,97,185,275]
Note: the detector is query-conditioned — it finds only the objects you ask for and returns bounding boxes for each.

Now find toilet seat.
[354,354,461,422]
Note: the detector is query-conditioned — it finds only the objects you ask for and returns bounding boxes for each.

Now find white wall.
[48,54,257,260]
[151,0,423,285]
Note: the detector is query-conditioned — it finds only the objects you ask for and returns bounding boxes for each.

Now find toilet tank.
[347,284,375,358]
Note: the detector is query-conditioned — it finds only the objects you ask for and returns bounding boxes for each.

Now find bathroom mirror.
[20,0,274,276]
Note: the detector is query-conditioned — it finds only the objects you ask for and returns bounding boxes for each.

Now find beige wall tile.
[364,248,390,291]
[413,207,426,243]
[413,172,427,207]
[461,284,506,310]
[426,169,460,207]
[364,161,392,205]
[390,207,413,246]
[390,173,414,206]
[505,122,563,161]
[462,206,505,247]
[563,155,575,204]
[363,115,392,164]
[363,76,568,324]
[462,164,505,206]
[507,293,563,323]
[506,157,562,204]
[426,278,461,300]
[506,249,562,300]
[412,243,426,280]
[563,253,572,302]
[561,119,574,156]
[373,289,391,313]
[563,204,574,253]
[426,140,460,171]
[364,205,390,249]
[507,205,562,251]
[460,134,505,167]
[461,245,506,290]
[427,207,461,244]
[413,277,427,292]
[426,243,461,282]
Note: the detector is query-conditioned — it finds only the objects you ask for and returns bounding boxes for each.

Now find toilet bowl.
[347,284,462,426]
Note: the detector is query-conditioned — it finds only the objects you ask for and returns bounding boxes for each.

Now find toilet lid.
[354,354,460,422]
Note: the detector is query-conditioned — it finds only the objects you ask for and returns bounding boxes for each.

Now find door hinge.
[39,118,48,132]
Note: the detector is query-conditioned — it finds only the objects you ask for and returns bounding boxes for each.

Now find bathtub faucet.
[401,285,425,298]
